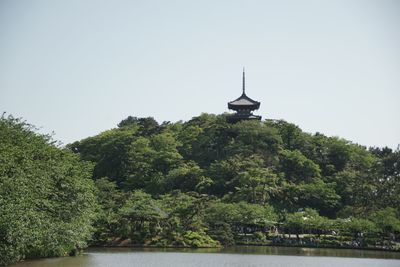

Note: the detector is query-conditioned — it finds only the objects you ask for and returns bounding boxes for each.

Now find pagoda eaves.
[228,93,260,111]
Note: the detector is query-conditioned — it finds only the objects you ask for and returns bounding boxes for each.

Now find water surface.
[11,246,400,267]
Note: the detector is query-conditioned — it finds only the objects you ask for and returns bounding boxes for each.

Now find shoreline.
[88,243,400,253]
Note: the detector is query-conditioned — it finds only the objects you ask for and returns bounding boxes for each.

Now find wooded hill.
[69,114,400,247]
[1,113,399,265]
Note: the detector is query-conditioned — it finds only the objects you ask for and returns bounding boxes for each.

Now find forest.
[1,113,399,265]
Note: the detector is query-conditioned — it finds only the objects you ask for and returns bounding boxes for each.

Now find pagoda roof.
[229,93,260,106]
[227,69,261,111]
[228,93,260,110]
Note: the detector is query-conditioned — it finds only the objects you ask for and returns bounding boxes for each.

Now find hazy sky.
[1,0,399,148]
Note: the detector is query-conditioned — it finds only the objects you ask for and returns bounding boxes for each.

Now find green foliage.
[164,161,212,193]
[2,108,399,266]
[370,208,400,237]
[235,165,278,205]
[67,113,399,251]
[205,201,277,245]
[181,230,219,247]
[338,217,378,238]
[119,190,166,242]
[370,148,400,210]
[118,116,161,135]
[0,115,97,266]
[92,177,124,243]
[228,120,282,159]
[68,127,138,185]
[279,149,321,183]
[110,190,219,247]
[284,209,333,237]
[4,111,398,265]
[280,180,340,215]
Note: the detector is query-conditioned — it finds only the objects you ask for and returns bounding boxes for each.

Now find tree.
[164,161,212,193]
[176,124,203,159]
[60,112,400,250]
[235,166,278,205]
[119,190,166,243]
[338,217,378,242]
[284,208,332,239]
[123,132,183,194]
[150,132,183,174]
[0,115,97,266]
[68,127,139,185]
[118,116,160,135]
[280,180,340,216]
[187,114,232,167]
[157,191,218,247]
[265,120,308,151]
[370,148,400,210]
[228,120,282,163]
[279,150,321,183]
[205,201,277,244]
[92,177,125,243]
[208,156,243,197]
[124,137,156,190]
[370,208,400,239]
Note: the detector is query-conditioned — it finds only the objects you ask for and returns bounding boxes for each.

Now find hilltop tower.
[227,69,262,123]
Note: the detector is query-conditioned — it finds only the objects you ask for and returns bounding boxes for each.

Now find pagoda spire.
[227,68,261,123]
[242,67,245,95]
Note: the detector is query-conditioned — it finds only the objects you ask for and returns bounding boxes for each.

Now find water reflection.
[11,246,400,267]
[10,254,93,267]
[86,246,400,259]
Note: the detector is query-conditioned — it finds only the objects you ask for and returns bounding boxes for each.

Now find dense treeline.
[0,116,97,266]
[1,113,399,265]
[69,114,400,249]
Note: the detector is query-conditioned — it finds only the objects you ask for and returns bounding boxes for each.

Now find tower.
[227,69,262,123]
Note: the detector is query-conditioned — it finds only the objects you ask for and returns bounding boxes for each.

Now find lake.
[11,246,400,267]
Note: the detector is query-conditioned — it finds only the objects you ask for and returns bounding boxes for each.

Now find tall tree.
[0,115,97,266]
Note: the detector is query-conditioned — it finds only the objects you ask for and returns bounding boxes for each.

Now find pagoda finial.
[242,67,245,95]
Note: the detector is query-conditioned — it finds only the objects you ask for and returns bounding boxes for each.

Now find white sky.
[0,0,399,148]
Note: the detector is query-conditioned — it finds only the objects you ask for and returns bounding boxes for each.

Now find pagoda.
[227,69,262,123]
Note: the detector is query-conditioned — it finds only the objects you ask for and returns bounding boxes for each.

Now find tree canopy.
[2,113,399,265]
[69,114,400,249]
[0,115,97,266]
